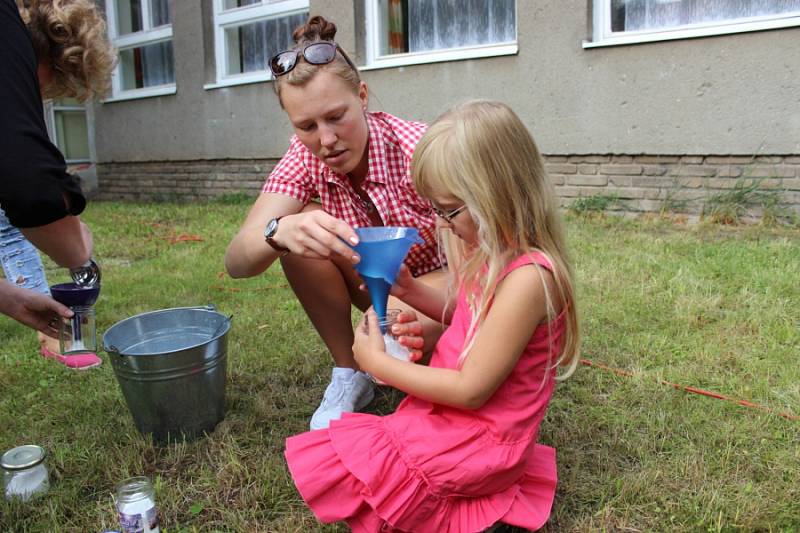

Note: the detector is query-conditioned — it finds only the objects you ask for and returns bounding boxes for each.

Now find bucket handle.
[212,314,233,339]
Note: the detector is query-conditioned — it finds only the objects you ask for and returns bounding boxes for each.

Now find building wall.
[94,0,800,215]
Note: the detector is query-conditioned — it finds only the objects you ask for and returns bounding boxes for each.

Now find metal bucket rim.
[103,306,231,356]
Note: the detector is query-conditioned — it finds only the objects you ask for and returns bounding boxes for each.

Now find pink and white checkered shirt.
[263,112,441,277]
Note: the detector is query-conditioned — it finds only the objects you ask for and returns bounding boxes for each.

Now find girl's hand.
[391,310,424,362]
[278,210,360,263]
[353,308,387,373]
[389,264,416,300]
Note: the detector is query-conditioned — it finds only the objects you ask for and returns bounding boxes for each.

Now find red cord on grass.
[580,359,798,421]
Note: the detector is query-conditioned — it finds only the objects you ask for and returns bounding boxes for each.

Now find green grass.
[1,203,798,532]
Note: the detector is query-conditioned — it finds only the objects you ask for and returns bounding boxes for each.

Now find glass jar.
[379,309,412,363]
[116,476,160,533]
[1,444,50,501]
[60,305,97,355]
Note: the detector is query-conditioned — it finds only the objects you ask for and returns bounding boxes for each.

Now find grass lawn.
[1,200,798,532]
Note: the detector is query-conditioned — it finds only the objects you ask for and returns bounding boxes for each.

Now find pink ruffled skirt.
[285,412,557,532]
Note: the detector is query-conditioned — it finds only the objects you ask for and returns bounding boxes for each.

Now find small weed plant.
[703,177,795,227]
[569,194,620,215]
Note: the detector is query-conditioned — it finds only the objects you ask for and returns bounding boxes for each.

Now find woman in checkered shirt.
[224,16,444,431]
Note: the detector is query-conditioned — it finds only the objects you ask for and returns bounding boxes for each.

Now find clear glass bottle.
[1,445,50,501]
[116,476,160,533]
[60,305,97,355]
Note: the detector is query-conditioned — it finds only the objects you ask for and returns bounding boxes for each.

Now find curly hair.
[17,0,116,102]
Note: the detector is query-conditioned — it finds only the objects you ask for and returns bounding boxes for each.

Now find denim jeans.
[0,207,50,296]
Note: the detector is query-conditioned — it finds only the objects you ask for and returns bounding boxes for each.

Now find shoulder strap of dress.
[500,250,555,281]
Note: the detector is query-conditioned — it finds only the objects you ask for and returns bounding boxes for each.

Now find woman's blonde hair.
[412,100,580,379]
[273,15,361,107]
[17,0,116,102]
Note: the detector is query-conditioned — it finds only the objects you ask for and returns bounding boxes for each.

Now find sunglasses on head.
[269,41,358,77]
[432,204,468,223]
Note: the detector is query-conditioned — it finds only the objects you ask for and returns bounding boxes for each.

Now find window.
[43,99,92,164]
[105,0,176,100]
[209,0,309,89]
[365,0,517,69]
[588,0,800,47]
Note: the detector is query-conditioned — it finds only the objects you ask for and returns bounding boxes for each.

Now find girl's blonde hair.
[273,15,361,107]
[17,0,116,102]
[412,100,580,379]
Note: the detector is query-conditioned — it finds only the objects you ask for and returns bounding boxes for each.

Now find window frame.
[205,0,310,90]
[43,100,94,164]
[585,0,800,48]
[104,0,177,101]
[362,0,518,71]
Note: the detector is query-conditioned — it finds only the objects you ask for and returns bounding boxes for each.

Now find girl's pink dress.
[285,253,564,532]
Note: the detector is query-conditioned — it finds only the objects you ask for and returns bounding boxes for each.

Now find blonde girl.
[285,100,579,533]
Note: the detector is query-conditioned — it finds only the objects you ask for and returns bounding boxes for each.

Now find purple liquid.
[50,282,99,351]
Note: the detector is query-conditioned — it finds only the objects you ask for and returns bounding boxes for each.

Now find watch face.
[265,218,278,238]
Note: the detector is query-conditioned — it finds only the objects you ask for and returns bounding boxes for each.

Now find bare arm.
[354,265,556,409]
[224,193,304,278]
[390,264,455,325]
[224,193,363,278]
[0,280,73,335]
[20,217,92,269]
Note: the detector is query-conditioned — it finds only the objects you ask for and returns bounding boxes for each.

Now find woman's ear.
[358,81,369,112]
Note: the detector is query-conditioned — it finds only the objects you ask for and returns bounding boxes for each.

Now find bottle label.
[118,506,159,533]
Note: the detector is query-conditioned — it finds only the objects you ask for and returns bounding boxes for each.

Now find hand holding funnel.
[352,227,423,330]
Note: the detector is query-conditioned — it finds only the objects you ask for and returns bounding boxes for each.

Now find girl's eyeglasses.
[269,41,357,77]
[433,204,467,223]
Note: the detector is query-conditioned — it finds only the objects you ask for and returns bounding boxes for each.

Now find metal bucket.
[103,305,231,443]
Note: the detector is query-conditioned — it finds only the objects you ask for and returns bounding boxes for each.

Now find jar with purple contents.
[116,476,160,533]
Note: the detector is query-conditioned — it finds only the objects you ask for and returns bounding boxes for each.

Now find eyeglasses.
[269,41,358,77]
[432,204,467,223]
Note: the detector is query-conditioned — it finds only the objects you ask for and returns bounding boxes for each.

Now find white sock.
[332,367,356,379]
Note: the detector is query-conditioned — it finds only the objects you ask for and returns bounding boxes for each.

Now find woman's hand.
[277,210,360,263]
[0,281,73,337]
[391,309,424,362]
[353,308,387,374]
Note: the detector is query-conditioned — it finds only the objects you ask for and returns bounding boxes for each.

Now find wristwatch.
[264,216,290,255]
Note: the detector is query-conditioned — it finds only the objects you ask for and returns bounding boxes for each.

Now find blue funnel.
[353,227,423,327]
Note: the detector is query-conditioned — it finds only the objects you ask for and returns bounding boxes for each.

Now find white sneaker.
[309,368,375,430]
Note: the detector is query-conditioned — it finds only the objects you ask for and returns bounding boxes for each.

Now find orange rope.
[147,223,204,245]
[580,359,798,421]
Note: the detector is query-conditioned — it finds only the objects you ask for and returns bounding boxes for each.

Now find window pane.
[119,40,175,89]
[378,0,516,55]
[115,0,143,35]
[56,97,81,107]
[223,0,261,9]
[150,0,171,27]
[224,12,309,75]
[54,110,90,161]
[611,0,800,33]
